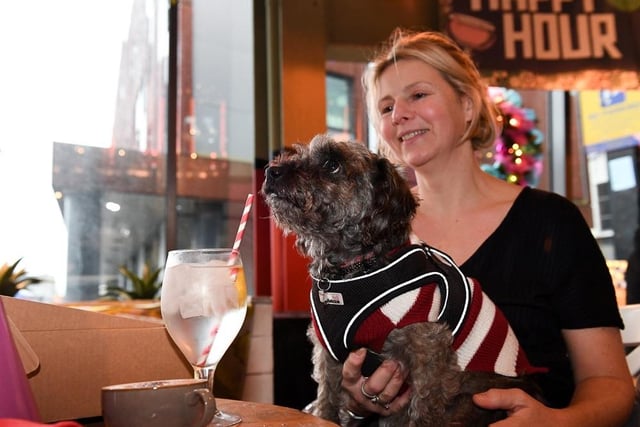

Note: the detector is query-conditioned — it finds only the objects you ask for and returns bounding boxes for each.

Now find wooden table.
[217,399,338,426]
[78,400,338,426]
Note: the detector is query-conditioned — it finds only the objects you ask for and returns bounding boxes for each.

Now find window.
[326,73,355,141]
[0,0,255,301]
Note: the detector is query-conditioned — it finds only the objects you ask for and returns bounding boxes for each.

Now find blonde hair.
[363,28,500,154]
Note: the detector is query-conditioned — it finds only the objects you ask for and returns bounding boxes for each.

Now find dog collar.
[310,243,472,365]
[334,243,409,277]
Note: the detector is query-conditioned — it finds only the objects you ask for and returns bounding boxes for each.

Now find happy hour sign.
[440,0,640,89]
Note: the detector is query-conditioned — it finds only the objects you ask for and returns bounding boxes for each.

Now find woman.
[339,29,636,426]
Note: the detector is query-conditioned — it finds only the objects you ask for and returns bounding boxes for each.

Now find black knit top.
[458,186,623,408]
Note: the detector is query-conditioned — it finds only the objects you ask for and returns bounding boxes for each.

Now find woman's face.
[376,58,472,170]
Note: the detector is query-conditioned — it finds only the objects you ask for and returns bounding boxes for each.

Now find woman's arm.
[474,327,636,426]
[562,327,635,426]
[341,327,635,426]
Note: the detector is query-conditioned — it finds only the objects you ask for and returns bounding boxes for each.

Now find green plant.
[105,263,162,300]
[0,258,43,297]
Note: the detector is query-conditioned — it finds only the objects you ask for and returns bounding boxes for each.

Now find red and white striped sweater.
[310,244,545,377]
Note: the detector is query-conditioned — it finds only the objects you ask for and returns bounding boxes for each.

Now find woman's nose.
[391,100,411,125]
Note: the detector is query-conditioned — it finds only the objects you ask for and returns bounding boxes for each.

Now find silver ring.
[344,408,366,420]
[360,378,378,400]
[360,378,390,409]
[361,377,386,407]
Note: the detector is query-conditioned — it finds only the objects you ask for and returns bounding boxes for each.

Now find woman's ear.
[462,94,474,123]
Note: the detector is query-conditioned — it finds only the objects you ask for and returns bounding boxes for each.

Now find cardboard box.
[2,296,192,422]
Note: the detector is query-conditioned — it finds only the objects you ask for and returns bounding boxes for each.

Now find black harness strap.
[310,244,471,375]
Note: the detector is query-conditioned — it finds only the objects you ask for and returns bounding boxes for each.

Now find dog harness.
[310,244,545,377]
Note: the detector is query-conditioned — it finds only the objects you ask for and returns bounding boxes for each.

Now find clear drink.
[162,261,248,366]
[160,249,248,426]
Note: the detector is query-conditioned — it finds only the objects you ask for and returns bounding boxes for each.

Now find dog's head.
[261,134,417,276]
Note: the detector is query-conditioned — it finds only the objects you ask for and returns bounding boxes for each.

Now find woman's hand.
[341,348,411,418]
[474,328,636,427]
[473,388,561,426]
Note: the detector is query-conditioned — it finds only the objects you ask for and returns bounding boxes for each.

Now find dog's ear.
[365,157,418,246]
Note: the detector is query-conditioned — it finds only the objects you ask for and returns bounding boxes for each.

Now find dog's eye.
[323,159,341,174]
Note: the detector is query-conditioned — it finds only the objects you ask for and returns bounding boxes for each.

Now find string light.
[481,87,544,187]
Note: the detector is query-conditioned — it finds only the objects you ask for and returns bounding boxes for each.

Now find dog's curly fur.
[261,134,541,427]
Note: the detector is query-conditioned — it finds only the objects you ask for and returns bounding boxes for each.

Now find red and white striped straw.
[196,193,254,367]
[228,193,254,264]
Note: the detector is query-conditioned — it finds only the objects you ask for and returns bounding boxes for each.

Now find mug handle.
[185,388,217,427]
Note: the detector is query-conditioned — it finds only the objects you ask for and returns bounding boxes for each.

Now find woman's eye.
[412,92,427,100]
[323,159,341,174]
[379,105,393,115]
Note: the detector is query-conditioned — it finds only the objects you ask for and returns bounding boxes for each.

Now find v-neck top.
[457,186,622,407]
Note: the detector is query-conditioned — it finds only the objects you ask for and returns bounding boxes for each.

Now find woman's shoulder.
[507,187,592,239]
[514,186,581,215]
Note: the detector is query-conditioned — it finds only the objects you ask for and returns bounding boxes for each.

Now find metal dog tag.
[319,291,344,305]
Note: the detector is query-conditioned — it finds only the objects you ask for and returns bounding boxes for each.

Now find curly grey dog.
[261,134,544,427]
